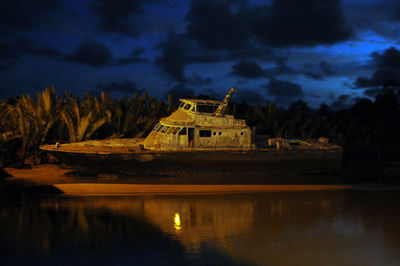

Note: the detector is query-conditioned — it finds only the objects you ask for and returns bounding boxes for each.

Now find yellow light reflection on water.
[174,213,181,232]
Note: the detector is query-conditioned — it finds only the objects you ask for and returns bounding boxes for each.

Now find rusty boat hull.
[41,139,343,184]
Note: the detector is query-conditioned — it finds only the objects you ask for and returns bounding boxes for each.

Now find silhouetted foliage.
[1,87,399,167]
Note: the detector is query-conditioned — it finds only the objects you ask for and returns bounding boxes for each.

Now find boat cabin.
[143,88,252,151]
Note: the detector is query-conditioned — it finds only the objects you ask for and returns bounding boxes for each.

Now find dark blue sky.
[1,0,400,108]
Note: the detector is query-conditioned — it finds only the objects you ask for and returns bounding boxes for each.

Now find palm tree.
[60,94,107,143]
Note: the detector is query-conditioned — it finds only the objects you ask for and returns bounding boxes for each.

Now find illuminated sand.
[4,164,72,185]
[54,184,351,196]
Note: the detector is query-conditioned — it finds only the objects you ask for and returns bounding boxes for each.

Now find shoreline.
[1,164,399,195]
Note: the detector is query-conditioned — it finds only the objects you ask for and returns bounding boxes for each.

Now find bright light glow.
[174,213,181,231]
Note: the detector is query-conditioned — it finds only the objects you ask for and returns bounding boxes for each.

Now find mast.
[214,87,236,117]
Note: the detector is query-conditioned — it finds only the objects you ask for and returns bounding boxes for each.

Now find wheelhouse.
[143,88,251,151]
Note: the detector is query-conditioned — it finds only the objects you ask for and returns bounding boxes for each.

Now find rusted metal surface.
[143,88,251,150]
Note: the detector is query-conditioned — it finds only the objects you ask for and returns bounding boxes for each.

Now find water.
[1,190,399,265]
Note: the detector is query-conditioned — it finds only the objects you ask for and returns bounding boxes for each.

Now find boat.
[40,88,343,184]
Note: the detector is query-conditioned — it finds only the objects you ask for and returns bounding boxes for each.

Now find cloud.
[250,0,352,47]
[164,85,195,104]
[0,38,62,72]
[15,38,62,59]
[231,60,266,79]
[355,69,400,88]
[304,72,323,80]
[394,5,400,21]
[265,58,326,80]
[265,78,303,98]
[186,74,212,86]
[372,46,400,70]
[96,80,139,94]
[117,47,149,65]
[157,0,351,83]
[364,88,384,98]
[185,0,249,51]
[354,47,400,89]
[233,89,266,105]
[0,0,63,33]
[319,61,336,76]
[90,0,147,36]
[330,94,352,110]
[68,40,113,67]
[344,1,400,39]
[0,42,19,71]
[269,57,298,76]
[155,32,191,82]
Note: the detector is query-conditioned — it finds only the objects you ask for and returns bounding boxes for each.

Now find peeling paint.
[143,91,251,151]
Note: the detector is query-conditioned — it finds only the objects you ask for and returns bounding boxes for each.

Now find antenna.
[214,87,236,117]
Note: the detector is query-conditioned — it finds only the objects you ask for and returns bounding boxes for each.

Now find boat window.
[178,127,187,135]
[172,127,181,135]
[167,127,175,134]
[197,105,216,113]
[154,123,161,131]
[213,132,217,136]
[157,125,164,132]
[192,106,196,112]
[241,132,244,136]
[161,126,170,133]
[184,104,191,110]
[199,130,212,137]
[218,132,222,136]
[179,102,185,108]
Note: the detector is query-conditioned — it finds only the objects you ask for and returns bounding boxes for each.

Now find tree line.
[1,86,399,167]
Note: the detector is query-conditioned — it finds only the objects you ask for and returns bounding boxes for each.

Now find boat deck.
[40,138,342,154]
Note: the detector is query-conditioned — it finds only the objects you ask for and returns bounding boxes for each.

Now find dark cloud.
[231,60,266,79]
[90,0,145,36]
[68,40,113,67]
[331,94,352,110]
[345,2,400,39]
[364,88,384,98]
[250,0,352,47]
[266,58,324,80]
[0,38,62,72]
[372,46,400,70]
[304,72,323,80]
[117,47,149,65]
[185,0,248,51]
[186,74,212,86]
[164,85,195,104]
[0,0,63,33]
[0,42,18,71]
[25,45,62,58]
[233,89,266,105]
[298,61,338,80]
[155,32,190,82]
[355,69,400,88]
[269,57,298,76]
[394,5,400,21]
[319,61,336,76]
[15,38,62,59]
[264,78,303,98]
[96,80,138,94]
[354,47,400,89]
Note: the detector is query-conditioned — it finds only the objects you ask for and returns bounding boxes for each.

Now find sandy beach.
[0,164,354,195]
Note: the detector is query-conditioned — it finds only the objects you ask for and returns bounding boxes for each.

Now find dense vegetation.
[1,86,399,167]
[0,86,170,167]
[229,88,400,161]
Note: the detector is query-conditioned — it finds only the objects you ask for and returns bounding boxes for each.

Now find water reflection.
[1,191,400,265]
[174,213,181,232]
